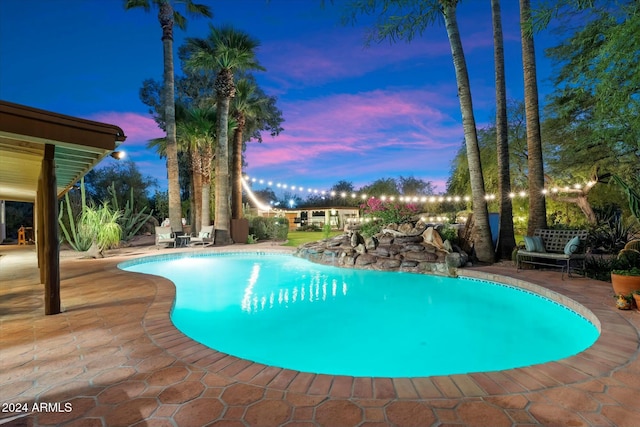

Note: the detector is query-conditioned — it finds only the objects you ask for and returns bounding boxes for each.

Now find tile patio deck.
[0,244,639,426]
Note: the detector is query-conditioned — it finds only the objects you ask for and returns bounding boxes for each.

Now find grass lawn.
[282,230,344,247]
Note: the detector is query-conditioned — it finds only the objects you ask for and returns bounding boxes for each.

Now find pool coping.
[124,248,639,400]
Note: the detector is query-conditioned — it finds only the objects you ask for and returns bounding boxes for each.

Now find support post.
[42,144,60,315]
[37,174,45,284]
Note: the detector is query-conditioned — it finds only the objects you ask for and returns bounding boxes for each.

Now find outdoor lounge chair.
[190,225,214,247]
[155,226,176,249]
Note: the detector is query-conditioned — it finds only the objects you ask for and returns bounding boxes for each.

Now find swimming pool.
[120,252,599,377]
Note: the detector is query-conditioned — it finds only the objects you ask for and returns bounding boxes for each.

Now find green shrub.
[247,216,288,241]
[359,219,384,238]
[322,223,332,239]
[298,224,321,231]
[584,256,619,282]
[108,182,154,242]
[437,225,458,244]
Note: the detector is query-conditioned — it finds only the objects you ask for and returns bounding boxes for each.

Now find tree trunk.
[159,2,182,233]
[551,185,598,225]
[492,0,516,259]
[442,3,494,263]
[201,144,213,229]
[215,95,232,244]
[520,0,547,235]
[191,150,203,234]
[231,116,245,220]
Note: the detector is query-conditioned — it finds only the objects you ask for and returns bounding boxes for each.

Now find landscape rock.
[398,223,414,234]
[355,253,377,266]
[293,219,470,277]
[364,236,378,250]
[376,258,401,269]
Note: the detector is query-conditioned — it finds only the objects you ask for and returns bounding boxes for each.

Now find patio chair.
[190,225,214,247]
[155,226,176,249]
[624,239,640,252]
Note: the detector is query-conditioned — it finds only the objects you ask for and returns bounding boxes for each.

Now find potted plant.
[614,293,634,310]
[608,174,640,293]
[611,252,640,296]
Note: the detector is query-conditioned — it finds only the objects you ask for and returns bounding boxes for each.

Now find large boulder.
[355,253,377,266]
[378,235,394,245]
[365,236,378,250]
[398,223,414,234]
[403,251,438,262]
[422,227,447,251]
[394,235,423,244]
[376,258,401,269]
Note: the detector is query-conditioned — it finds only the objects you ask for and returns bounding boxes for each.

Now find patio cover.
[0,100,126,314]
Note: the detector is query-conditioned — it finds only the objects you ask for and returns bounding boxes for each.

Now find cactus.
[58,177,93,251]
[108,182,154,242]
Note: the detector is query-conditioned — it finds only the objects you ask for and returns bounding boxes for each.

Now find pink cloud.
[243,87,466,192]
[246,87,462,168]
[84,111,165,146]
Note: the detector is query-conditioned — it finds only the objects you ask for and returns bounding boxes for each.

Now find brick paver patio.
[1,243,638,426]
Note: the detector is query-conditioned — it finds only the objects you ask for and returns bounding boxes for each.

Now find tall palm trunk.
[520,0,547,234]
[442,2,494,263]
[492,0,516,259]
[159,2,182,232]
[201,143,213,229]
[190,149,203,234]
[214,68,234,244]
[231,113,245,219]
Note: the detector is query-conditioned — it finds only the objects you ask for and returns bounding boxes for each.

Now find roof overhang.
[0,100,126,202]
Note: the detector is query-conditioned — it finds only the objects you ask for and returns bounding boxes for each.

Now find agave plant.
[611,174,640,223]
[79,203,122,252]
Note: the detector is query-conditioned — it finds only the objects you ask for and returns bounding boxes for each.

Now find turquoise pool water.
[120,253,599,377]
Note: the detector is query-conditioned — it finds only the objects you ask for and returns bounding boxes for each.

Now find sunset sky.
[0,0,564,197]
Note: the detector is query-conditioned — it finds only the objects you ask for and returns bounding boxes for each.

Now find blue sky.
[0,0,564,196]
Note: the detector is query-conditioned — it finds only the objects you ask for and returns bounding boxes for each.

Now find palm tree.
[230,78,267,220]
[440,2,494,263]
[176,106,217,232]
[346,0,495,263]
[123,0,212,233]
[491,0,516,259]
[519,0,547,234]
[185,25,265,244]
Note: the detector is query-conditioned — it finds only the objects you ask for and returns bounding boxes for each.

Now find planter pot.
[611,273,640,296]
[633,293,640,311]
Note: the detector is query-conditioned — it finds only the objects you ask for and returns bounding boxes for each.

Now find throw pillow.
[524,236,536,252]
[158,233,171,240]
[198,231,209,238]
[532,236,546,253]
[564,236,581,255]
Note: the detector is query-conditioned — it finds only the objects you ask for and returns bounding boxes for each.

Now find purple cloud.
[244,87,465,191]
[84,111,165,146]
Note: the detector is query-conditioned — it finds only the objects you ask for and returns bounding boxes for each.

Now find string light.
[242,175,600,205]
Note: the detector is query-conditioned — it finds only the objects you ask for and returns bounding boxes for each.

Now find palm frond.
[123,0,151,12]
